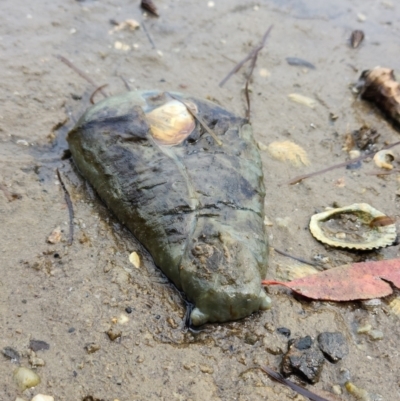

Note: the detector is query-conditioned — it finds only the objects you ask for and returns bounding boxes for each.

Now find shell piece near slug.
[309,203,396,250]
[373,149,395,170]
[146,99,196,145]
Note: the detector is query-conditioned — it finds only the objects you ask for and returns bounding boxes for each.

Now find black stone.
[29,339,50,352]
[281,338,325,383]
[2,346,20,362]
[317,332,349,363]
[125,307,133,314]
[290,336,312,350]
[277,327,291,337]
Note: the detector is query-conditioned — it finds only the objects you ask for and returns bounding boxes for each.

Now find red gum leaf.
[262,259,400,301]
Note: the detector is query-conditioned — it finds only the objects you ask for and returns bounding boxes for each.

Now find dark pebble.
[290,335,312,350]
[2,346,20,362]
[29,339,50,352]
[125,307,133,314]
[68,327,76,333]
[277,327,291,337]
[286,57,316,70]
[281,337,325,383]
[317,332,349,363]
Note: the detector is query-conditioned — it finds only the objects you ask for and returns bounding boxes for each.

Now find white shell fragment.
[373,149,395,169]
[129,251,141,268]
[309,203,396,250]
[288,93,316,109]
[146,100,196,145]
[31,395,55,401]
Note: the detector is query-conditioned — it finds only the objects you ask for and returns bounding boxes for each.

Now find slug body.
[67,90,271,325]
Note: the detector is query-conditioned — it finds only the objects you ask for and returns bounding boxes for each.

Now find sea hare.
[67,90,271,325]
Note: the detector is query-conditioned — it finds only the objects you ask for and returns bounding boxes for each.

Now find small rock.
[291,335,312,350]
[332,384,342,395]
[47,226,62,244]
[15,397,27,401]
[129,251,140,268]
[29,351,46,367]
[29,340,50,352]
[357,323,372,334]
[167,317,177,329]
[136,355,144,363]
[13,367,41,391]
[125,307,133,314]
[200,365,214,374]
[277,327,291,337]
[317,332,349,363]
[31,395,54,401]
[244,333,258,345]
[281,337,325,383]
[183,362,195,370]
[85,343,101,354]
[106,328,122,341]
[368,330,384,341]
[2,346,20,362]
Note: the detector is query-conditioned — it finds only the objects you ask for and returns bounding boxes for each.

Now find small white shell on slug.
[146,100,196,146]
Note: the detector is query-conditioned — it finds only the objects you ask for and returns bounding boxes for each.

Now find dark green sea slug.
[67,90,271,325]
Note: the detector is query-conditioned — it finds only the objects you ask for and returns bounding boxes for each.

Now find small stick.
[219,25,273,88]
[57,55,108,98]
[244,50,258,120]
[257,365,334,401]
[286,140,400,185]
[273,247,324,269]
[167,92,223,146]
[90,84,109,104]
[141,19,156,49]
[119,75,132,91]
[56,169,74,246]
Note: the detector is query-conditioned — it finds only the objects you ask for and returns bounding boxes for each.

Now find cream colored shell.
[309,203,396,250]
[146,99,196,145]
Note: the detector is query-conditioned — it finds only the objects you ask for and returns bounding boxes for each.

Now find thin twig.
[219,25,273,88]
[141,19,156,49]
[286,140,400,185]
[166,92,223,146]
[244,51,258,120]
[90,84,109,104]
[56,169,74,246]
[273,247,324,270]
[57,55,108,98]
[257,365,334,401]
[119,75,132,91]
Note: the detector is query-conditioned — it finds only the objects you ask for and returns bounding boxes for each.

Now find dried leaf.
[268,141,310,167]
[262,259,400,301]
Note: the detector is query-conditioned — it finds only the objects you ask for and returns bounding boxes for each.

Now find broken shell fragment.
[373,149,395,169]
[309,203,396,250]
[146,100,196,145]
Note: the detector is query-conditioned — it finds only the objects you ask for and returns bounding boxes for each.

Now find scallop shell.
[146,99,196,146]
[309,203,396,250]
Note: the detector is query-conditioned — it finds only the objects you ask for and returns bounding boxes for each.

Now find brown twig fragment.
[219,25,273,88]
[90,84,109,104]
[57,55,108,98]
[273,247,324,269]
[286,140,400,185]
[258,365,334,401]
[56,169,74,245]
